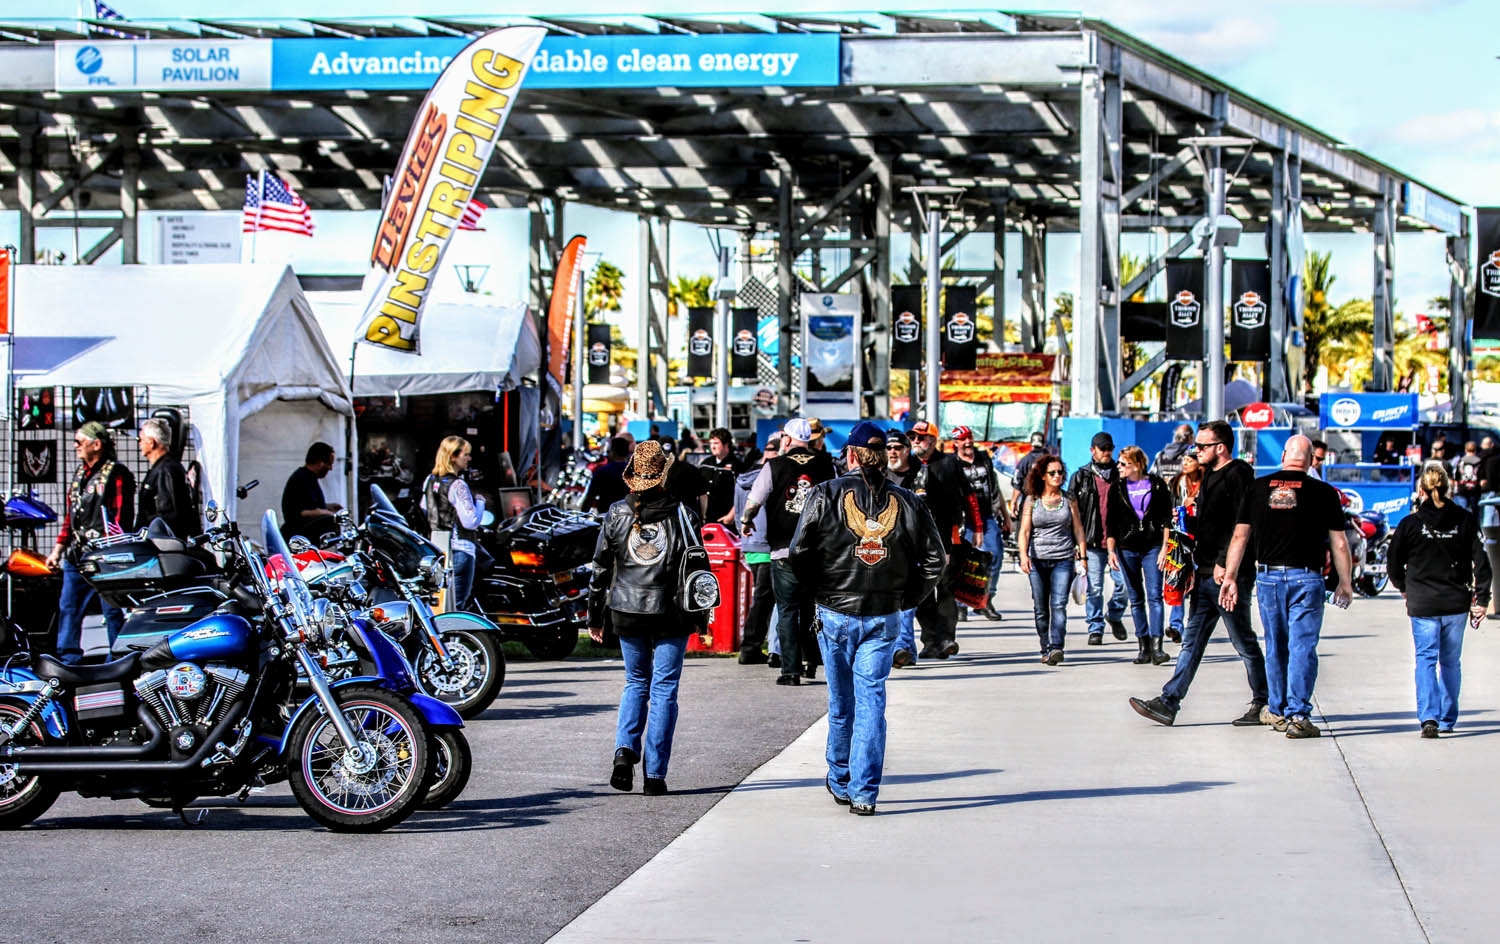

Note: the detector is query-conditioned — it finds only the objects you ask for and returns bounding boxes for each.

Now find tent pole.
[4,246,14,622]
[346,340,357,512]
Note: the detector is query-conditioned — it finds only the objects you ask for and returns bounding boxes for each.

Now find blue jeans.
[894,609,918,663]
[1084,546,1127,634]
[448,548,476,612]
[56,559,124,664]
[1168,603,1184,634]
[1118,546,1164,639]
[1027,558,1073,654]
[1161,570,1267,712]
[1411,614,1465,728]
[816,606,901,806]
[1255,568,1327,718]
[615,633,689,780]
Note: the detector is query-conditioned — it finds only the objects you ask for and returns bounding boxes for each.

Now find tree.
[585,260,624,319]
[1301,251,1371,393]
[667,274,712,318]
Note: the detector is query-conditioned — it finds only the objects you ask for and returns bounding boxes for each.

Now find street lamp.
[907,184,966,425]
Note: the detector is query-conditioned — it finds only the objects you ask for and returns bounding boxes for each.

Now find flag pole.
[250,170,265,263]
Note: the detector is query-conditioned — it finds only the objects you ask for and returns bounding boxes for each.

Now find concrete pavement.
[550,571,1500,943]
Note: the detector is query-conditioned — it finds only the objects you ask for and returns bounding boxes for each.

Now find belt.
[1255,564,1316,574]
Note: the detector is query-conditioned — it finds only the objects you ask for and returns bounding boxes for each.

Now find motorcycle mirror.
[204,500,219,523]
[287,535,315,553]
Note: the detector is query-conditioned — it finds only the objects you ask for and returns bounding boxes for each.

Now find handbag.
[951,543,993,609]
[674,505,721,613]
[1069,569,1089,606]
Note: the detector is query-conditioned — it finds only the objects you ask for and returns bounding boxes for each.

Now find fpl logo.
[74,45,117,86]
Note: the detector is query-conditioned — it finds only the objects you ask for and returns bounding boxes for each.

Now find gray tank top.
[1027,496,1076,561]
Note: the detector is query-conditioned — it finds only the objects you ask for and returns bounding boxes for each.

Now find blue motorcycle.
[0,509,458,832]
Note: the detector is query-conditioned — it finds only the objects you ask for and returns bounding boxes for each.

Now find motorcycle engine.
[134,662,250,757]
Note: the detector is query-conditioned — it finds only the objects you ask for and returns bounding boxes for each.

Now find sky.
[6,0,1493,348]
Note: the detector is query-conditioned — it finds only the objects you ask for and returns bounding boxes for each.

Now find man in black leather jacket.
[789,421,946,815]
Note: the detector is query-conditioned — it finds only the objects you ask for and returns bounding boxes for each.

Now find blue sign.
[1318,393,1418,430]
[270,34,839,91]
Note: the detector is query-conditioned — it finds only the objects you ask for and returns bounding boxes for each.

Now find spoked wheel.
[1356,542,1390,598]
[416,630,504,719]
[0,702,60,829]
[419,728,472,810]
[286,685,431,833]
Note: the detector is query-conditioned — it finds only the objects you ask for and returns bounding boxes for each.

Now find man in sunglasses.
[1130,420,1268,727]
[908,421,984,660]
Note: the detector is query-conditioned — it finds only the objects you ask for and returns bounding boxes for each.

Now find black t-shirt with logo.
[1235,470,1344,572]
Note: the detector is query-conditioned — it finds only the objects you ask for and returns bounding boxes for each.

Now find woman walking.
[426,435,486,612]
[1017,456,1086,665]
[588,441,703,794]
[1387,463,1491,737]
[1107,446,1174,665]
[1166,453,1203,641]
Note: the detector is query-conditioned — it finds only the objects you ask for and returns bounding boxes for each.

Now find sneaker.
[1128,696,1177,726]
[1272,716,1290,733]
[939,640,960,659]
[1045,649,1064,666]
[826,777,851,806]
[981,606,1005,621]
[1231,704,1266,726]
[1087,632,1104,646]
[1109,618,1128,641]
[849,801,876,816]
[892,649,914,669]
[1421,720,1439,739]
[1258,706,1284,727]
[1166,628,1182,643]
[775,674,801,686]
[767,653,782,669]
[1285,716,1322,739]
[738,651,769,665]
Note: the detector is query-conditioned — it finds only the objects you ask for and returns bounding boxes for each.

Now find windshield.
[937,402,1049,444]
[369,483,399,518]
[262,509,316,627]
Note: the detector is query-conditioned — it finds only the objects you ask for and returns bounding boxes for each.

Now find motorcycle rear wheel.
[417,629,505,719]
[286,685,431,833]
[0,702,60,829]
[525,627,580,661]
[419,728,472,810]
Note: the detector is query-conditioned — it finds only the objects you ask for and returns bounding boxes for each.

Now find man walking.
[742,419,837,684]
[952,426,1009,621]
[908,421,984,659]
[1129,420,1268,726]
[1219,436,1354,738]
[1151,424,1195,479]
[701,427,742,524]
[1069,432,1129,644]
[733,436,779,664]
[789,421,945,815]
[1456,440,1482,510]
[137,417,201,540]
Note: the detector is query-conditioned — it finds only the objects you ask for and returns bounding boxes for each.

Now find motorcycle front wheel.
[0,702,60,829]
[286,685,431,833]
[416,629,505,719]
[419,728,472,810]
[1356,541,1390,597]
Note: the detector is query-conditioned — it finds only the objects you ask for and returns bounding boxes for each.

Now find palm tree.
[666,274,712,318]
[1320,298,1375,389]
[586,260,624,319]
[1301,251,1371,393]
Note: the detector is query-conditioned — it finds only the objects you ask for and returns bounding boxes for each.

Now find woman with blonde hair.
[1387,462,1491,737]
[1106,445,1174,665]
[426,435,486,611]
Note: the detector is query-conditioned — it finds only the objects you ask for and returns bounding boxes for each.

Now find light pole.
[1181,135,1252,421]
[908,185,965,425]
[713,244,733,430]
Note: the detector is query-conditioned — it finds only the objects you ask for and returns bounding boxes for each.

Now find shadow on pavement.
[877,779,1233,816]
[735,767,1005,796]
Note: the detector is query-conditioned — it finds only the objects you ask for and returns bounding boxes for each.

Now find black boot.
[1151,636,1171,665]
[1132,636,1151,664]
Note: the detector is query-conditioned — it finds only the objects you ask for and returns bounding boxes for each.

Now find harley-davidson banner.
[891,285,923,370]
[731,307,759,380]
[1229,261,1272,362]
[943,285,978,370]
[1165,259,1205,360]
[1475,208,1500,340]
[586,322,612,385]
[358,27,545,353]
[687,307,715,378]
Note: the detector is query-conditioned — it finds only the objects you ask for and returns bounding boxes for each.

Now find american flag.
[101,504,123,538]
[241,173,315,237]
[91,0,135,39]
[457,197,487,231]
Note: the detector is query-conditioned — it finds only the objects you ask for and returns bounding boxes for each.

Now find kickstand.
[176,806,209,827]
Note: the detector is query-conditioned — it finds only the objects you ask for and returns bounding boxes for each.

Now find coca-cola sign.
[1241,401,1274,430]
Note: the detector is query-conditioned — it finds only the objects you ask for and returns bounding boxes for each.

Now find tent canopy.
[306,292,540,398]
[13,264,355,533]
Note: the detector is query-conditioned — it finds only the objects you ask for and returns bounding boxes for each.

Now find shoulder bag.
[675,504,721,613]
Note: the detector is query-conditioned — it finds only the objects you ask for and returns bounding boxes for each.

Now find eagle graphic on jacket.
[843,491,900,565]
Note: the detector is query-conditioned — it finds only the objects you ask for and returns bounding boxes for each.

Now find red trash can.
[691,524,750,654]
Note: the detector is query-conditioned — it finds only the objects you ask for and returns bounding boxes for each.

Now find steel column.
[637,215,653,418]
[869,158,893,419]
[121,135,139,264]
[1449,215,1470,423]
[1020,215,1046,354]
[907,208,923,403]
[991,198,1008,351]
[1204,159,1227,421]
[1370,176,1397,392]
[776,163,795,413]
[17,127,36,265]
[1099,71,1123,412]
[1075,71,1104,415]
[924,208,942,424]
[714,245,730,429]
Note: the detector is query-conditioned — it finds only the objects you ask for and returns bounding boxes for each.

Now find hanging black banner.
[1164,260,1205,360]
[943,285,978,370]
[1229,261,1273,362]
[730,307,759,380]
[1475,209,1500,340]
[586,323,612,385]
[891,285,924,370]
[687,307,715,379]
[1121,302,1167,343]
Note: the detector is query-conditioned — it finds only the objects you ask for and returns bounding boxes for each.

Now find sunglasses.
[1193,440,1222,450]
[1045,469,1064,477]
[887,444,907,450]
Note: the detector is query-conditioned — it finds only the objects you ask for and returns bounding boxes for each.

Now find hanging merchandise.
[1474,208,1500,340]
[72,386,135,429]
[943,285,978,370]
[730,307,759,380]
[891,285,924,370]
[1165,260,1206,360]
[1229,261,1272,362]
[16,440,56,484]
[687,307,715,379]
[586,323,612,385]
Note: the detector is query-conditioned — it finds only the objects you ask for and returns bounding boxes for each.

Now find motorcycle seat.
[146,517,187,553]
[34,652,141,686]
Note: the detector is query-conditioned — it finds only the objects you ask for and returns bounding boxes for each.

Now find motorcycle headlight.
[418,553,446,590]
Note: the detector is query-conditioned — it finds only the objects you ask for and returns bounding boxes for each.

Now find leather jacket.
[788,470,947,617]
[1068,462,1116,548]
[588,491,693,619]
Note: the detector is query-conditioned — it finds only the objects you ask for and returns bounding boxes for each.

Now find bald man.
[1221,435,1353,739]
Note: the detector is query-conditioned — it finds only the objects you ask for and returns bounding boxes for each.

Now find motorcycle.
[2,491,63,652]
[471,503,600,660]
[1354,509,1390,598]
[0,508,454,832]
[1326,489,1368,594]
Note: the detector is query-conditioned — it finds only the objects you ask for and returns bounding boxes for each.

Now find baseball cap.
[846,421,886,450]
[886,431,911,448]
[1090,431,1115,451]
[783,418,813,442]
[908,421,938,439]
[949,425,974,442]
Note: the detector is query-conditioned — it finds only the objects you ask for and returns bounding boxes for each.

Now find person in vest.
[908,421,984,660]
[741,418,838,685]
[47,422,135,663]
[427,435,487,612]
[952,426,1010,621]
[136,416,201,540]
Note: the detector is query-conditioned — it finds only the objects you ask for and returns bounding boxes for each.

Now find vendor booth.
[1318,392,1419,526]
[13,264,355,541]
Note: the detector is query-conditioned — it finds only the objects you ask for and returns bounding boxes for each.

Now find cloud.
[1390,109,1500,150]
[1072,3,1279,69]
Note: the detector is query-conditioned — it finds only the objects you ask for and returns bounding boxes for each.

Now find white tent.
[13,264,355,537]
[306,292,540,397]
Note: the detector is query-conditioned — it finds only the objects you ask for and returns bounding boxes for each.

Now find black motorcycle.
[469,504,600,660]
